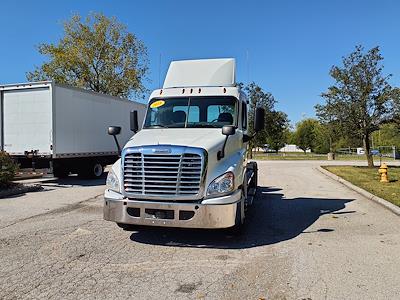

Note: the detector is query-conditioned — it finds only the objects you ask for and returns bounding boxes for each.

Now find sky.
[1,0,400,125]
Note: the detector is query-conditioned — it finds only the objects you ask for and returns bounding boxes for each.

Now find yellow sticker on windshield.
[150,100,165,108]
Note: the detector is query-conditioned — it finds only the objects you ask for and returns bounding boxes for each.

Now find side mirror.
[107,126,122,156]
[108,126,121,136]
[254,107,265,132]
[130,110,139,133]
[222,125,236,136]
[218,125,236,160]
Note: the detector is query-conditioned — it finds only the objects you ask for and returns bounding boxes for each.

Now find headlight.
[207,172,234,196]
[106,169,120,192]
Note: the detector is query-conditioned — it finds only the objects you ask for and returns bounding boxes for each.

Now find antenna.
[158,53,162,88]
[246,50,250,83]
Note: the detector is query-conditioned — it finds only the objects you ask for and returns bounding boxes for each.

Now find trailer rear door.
[2,87,52,156]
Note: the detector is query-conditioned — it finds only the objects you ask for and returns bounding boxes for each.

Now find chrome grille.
[123,148,204,198]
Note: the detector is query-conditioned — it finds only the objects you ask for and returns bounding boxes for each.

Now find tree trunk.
[363,133,374,167]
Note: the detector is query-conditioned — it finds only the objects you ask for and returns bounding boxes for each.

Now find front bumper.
[103,189,242,229]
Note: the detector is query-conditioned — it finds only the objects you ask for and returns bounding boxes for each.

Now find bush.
[0,151,18,188]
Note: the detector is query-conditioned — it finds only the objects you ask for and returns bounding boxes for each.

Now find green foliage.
[293,118,321,153]
[239,82,291,153]
[0,151,18,188]
[393,89,400,129]
[372,123,400,149]
[313,124,331,154]
[287,130,296,145]
[265,111,291,152]
[291,120,361,154]
[27,13,149,98]
[316,45,400,166]
[332,135,362,151]
[240,82,276,150]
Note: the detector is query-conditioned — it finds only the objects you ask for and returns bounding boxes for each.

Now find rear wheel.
[53,165,69,178]
[78,161,104,179]
[92,163,104,177]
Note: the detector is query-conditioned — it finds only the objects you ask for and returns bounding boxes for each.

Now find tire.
[92,163,104,178]
[248,161,258,189]
[53,165,69,178]
[78,162,104,179]
[252,162,258,188]
[228,198,245,235]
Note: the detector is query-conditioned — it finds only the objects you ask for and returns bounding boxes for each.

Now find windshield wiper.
[189,124,220,128]
[148,124,169,128]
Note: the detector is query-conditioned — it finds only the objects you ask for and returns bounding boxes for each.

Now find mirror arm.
[112,135,122,157]
[217,135,230,160]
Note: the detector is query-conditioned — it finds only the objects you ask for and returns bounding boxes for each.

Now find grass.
[255,153,326,160]
[253,152,377,161]
[323,165,400,207]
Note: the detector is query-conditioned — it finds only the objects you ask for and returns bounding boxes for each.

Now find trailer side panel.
[1,90,3,150]
[53,85,145,158]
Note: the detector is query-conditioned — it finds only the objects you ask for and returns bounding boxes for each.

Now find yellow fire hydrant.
[378,163,389,183]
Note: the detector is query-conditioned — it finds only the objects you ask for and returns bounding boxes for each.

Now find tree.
[0,151,18,188]
[241,82,276,157]
[265,111,290,152]
[392,89,400,130]
[27,13,149,98]
[293,118,320,153]
[372,123,400,151]
[316,46,399,167]
[313,123,331,154]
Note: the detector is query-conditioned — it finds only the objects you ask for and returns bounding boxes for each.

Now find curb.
[316,166,400,216]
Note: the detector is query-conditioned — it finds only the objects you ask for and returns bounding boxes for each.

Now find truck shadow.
[34,173,107,189]
[129,186,354,249]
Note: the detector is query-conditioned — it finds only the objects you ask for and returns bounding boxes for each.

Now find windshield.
[143,96,237,128]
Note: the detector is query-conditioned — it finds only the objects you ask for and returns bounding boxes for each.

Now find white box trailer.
[0,81,146,178]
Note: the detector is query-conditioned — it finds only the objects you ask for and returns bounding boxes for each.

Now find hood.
[124,128,226,152]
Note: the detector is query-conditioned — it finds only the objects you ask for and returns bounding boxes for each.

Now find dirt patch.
[175,282,201,294]
[215,254,230,261]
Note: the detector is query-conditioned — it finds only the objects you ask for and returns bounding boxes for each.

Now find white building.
[279,144,311,153]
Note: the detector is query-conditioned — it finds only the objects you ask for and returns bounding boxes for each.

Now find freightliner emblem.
[152,148,171,154]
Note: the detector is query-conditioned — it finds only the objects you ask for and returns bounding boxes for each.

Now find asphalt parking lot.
[1,161,399,299]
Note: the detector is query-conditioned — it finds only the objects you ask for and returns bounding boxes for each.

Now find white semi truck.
[104,58,264,229]
[0,81,145,178]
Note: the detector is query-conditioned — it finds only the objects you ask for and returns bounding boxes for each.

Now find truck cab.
[104,58,264,230]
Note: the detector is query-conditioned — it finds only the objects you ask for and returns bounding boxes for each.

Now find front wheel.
[247,161,258,189]
[228,198,245,235]
[117,223,137,231]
